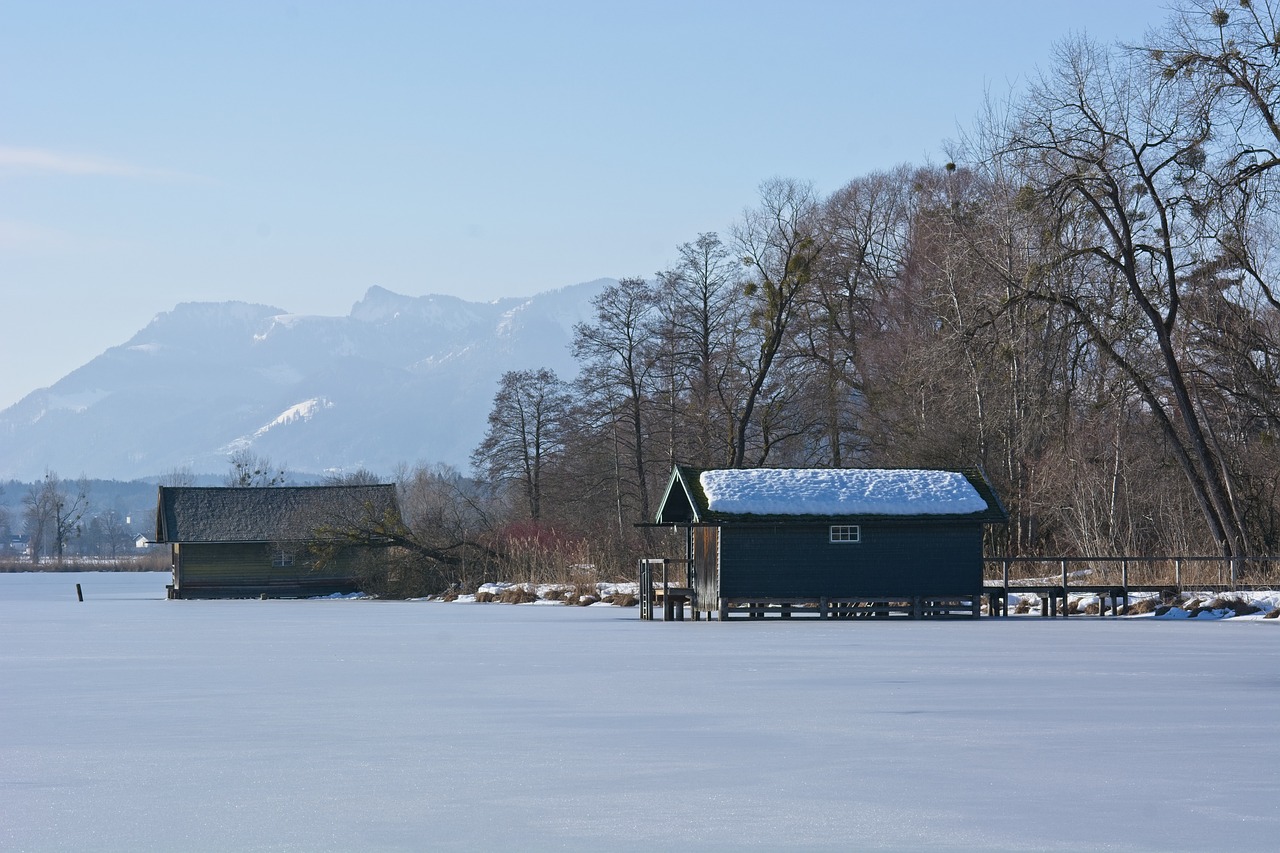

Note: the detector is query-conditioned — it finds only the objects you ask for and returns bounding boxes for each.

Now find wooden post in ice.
[75,583,83,602]
[1060,559,1068,618]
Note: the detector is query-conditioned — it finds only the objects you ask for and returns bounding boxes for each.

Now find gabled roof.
[654,465,1008,524]
[154,484,401,544]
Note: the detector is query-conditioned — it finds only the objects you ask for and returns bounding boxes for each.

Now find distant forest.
[9,4,1280,589]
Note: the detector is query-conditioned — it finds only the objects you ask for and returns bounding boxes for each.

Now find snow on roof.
[698,468,989,516]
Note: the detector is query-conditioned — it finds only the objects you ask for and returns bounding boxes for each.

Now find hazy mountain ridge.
[0,280,610,481]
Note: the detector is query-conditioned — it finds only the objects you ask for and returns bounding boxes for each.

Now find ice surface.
[1,572,1277,852]
[699,468,989,515]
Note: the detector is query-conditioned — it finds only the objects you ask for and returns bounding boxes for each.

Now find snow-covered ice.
[699,468,990,515]
[1,572,1277,852]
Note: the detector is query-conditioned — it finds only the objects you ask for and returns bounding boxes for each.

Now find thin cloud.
[0,218,68,250]
[0,145,194,180]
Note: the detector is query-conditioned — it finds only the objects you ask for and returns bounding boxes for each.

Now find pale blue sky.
[2,0,1173,410]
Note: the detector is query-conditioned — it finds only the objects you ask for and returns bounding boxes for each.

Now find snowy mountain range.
[0,281,610,481]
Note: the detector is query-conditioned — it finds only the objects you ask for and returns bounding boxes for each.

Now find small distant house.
[134,534,153,550]
[154,485,402,599]
[649,465,1007,619]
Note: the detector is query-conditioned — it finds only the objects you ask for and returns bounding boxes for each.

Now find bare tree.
[1004,35,1249,557]
[323,468,383,486]
[0,484,10,549]
[572,277,661,523]
[729,178,822,467]
[83,503,133,559]
[160,466,197,487]
[797,168,913,466]
[1147,1,1280,187]
[655,232,744,467]
[471,368,572,522]
[226,448,287,487]
[23,471,90,563]
[393,463,500,589]
[307,464,500,598]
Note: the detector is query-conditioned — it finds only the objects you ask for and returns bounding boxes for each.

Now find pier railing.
[983,556,1280,591]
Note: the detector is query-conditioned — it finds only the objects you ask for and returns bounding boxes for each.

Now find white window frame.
[272,550,295,567]
[829,525,860,543]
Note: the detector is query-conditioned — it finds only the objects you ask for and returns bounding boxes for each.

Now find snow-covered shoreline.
[454,581,1280,620]
[9,571,1279,619]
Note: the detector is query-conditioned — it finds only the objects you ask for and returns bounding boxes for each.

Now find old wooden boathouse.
[155,484,401,599]
[644,465,1008,619]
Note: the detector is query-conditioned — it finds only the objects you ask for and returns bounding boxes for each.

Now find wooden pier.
[983,556,1280,617]
[640,555,1280,621]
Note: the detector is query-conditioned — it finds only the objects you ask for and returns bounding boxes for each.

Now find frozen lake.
[2,572,1277,852]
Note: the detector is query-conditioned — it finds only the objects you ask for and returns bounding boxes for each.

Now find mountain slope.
[0,281,609,480]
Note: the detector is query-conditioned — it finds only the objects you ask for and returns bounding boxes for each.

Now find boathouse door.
[692,525,720,616]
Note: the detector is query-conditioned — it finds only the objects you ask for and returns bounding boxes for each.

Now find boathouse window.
[272,550,295,567]
[829,525,860,543]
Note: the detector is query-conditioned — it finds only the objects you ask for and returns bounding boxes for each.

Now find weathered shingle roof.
[154,485,401,543]
[654,464,1008,525]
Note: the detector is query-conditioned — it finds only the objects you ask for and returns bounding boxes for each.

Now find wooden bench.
[651,586,694,621]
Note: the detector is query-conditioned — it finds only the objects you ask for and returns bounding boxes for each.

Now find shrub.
[1183,597,1260,618]
[1212,597,1261,616]
[498,585,538,604]
[1124,597,1161,615]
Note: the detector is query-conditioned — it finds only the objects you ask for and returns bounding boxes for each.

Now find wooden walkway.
[983,556,1280,617]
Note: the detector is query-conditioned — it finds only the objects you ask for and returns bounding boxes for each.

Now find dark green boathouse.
[155,484,401,599]
[647,465,1007,619]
